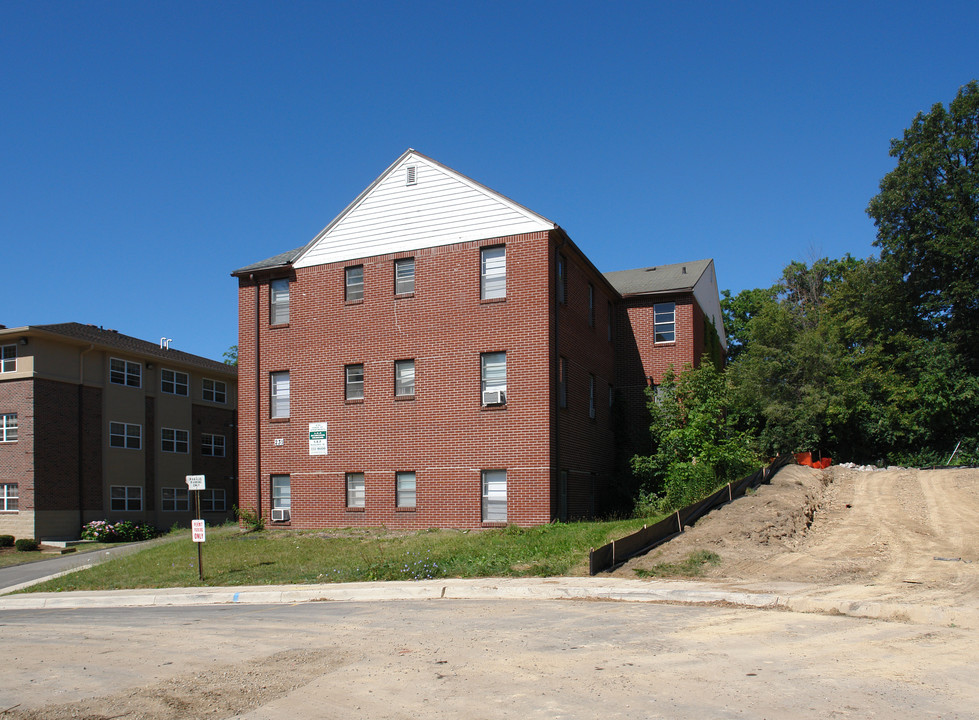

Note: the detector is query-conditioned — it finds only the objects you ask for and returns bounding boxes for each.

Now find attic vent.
[406,165,417,186]
[644,267,657,272]
[682,266,687,274]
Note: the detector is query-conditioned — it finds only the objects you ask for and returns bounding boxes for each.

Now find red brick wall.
[613,293,707,465]
[0,379,34,513]
[553,241,616,519]
[238,231,555,528]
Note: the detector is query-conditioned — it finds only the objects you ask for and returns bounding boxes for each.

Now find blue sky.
[2,1,977,361]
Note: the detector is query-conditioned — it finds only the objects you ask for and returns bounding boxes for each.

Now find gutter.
[252,274,262,520]
[78,344,94,532]
[553,233,567,522]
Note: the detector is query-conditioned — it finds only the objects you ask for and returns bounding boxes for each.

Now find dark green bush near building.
[15,538,39,552]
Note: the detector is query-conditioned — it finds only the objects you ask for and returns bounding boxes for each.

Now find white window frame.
[589,374,596,419]
[201,488,227,513]
[588,283,595,326]
[557,254,567,304]
[110,485,142,512]
[162,487,190,512]
[161,368,189,396]
[202,433,225,457]
[109,357,141,388]
[481,469,507,522]
[270,278,290,324]
[345,265,364,302]
[161,427,189,454]
[346,364,364,400]
[271,474,291,510]
[395,257,415,294]
[1,345,15,373]
[558,357,568,409]
[202,378,227,404]
[654,302,676,343]
[395,359,415,397]
[0,413,17,442]
[109,421,141,450]
[481,351,507,405]
[396,471,416,508]
[480,246,506,300]
[0,483,18,511]
[346,472,365,508]
[271,371,290,418]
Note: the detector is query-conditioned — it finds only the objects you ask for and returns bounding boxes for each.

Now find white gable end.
[294,151,555,269]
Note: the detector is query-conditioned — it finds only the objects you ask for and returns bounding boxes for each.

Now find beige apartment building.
[0,323,237,540]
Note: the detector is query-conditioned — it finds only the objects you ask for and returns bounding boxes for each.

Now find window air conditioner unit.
[482,390,506,406]
[271,508,290,522]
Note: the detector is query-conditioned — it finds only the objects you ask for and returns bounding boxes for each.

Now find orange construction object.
[795,452,812,467]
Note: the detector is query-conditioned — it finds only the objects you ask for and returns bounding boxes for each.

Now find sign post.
[185,475,206,582]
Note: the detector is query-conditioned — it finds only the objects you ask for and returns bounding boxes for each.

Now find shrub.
[15,538,39,552]
[0,534,14,547]
[80,520,159,543]
[234,506,265,533]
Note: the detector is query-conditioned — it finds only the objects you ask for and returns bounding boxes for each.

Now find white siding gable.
[692,260,728,351]
[294,151,555,269]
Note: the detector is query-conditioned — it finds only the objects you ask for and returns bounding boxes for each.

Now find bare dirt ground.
[2,465,977,719]
[616,465,979,610]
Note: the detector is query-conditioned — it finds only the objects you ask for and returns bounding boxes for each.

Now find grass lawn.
[21,517,659,592]
[0,542,117,569]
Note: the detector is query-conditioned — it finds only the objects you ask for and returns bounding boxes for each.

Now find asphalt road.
[2,598,976,719]
[0,541,155,591]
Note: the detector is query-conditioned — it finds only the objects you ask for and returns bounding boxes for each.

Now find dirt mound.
[616,464,979,607]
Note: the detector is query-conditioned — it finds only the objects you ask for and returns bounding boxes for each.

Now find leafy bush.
[81,520,159,543]
[0,534,14,547]
[233,506,265,533]
[15,538,39,552]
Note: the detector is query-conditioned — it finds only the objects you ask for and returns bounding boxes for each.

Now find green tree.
[720,285,778,363]
[223,345,238,366]
[866,80,979,367]
[631,360,759,513]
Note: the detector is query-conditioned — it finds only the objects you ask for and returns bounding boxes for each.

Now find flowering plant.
[81,520,159,542]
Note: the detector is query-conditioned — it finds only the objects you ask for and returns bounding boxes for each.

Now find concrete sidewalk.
[2,574,976,629]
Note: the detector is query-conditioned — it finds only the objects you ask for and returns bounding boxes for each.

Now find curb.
[1,577,975,628]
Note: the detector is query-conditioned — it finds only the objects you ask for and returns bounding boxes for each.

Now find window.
[588,283,595,326]
[271,474,290,510]
[557,254,567,304]
[162,428,189,453]
[1,345,15,373]
[202,433,225,457]
[481,351,507,405]
[162,487,190,512]
[654,302,676,343]
[345,265,364,302]
[203,378,227,403]
[480,246,506,300]
[109,422,141,450]
[110,485,142,512]
[608,301,614,342]
[271,371,290,418]
[270,278,290,324]
[396,471,416,508]
[589,374,596,419]
[346,472,365,508]
[609,384,615,408]
[558,357,568,409]
[161,369,189,396]
[482,469,507,522]
[0,413,16,442]
[395,359,415,397]
[345,364,364,400]
[201,488,227,513]
[0,483,17,511]
[109,358,141,388]
[395,258,415,294]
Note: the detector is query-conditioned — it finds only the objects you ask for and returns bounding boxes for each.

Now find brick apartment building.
[232,149,725,529]
[0,323,238,540]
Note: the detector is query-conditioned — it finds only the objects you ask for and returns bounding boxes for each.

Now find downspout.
[252,275,262,520]
[78,344,94,532]
[553,234,566,521]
